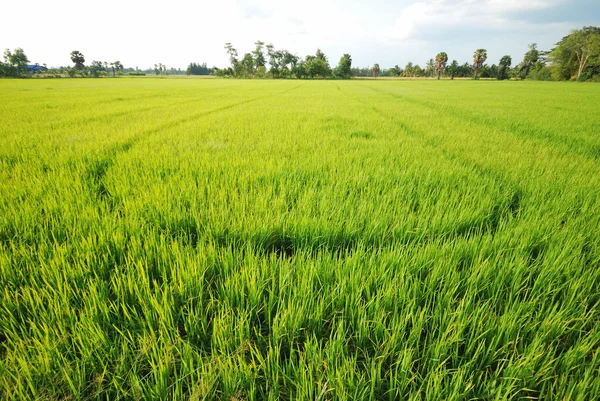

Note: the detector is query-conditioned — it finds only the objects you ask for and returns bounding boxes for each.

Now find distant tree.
[187,62,212,75]
[498,55,512,80]
[417,64,425,76]
[253,40,266,69]
[4,48,29,75]
[479,64,492,78]
[426,58,435,78]
[447,60,459,79]
[403,62,414,77]
[372,63,381,77]
[306,49,331,78]
[527,62,552,81]
[241,53,254,77]
[266,44,279,78]
[521,43,540,78]
[256,65,267,78]
[70,51,85,70]
[292,59,307,78]
[315,49,327,63]
[333,53,352,79]
[281,51,298,78]
[435,52,448,79]
[550,26,600,80]
[224,43,240,76]
[109,61,123,76]
[89,61,106,77]
[0,60,8,76]
[472,49,487,79]
[388,65,402,76]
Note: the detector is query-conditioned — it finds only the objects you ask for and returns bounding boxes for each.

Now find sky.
[1,0,599,70]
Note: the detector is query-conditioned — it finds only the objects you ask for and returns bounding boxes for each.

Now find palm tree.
[472,49,488,79]
[372,63,381,77]
[426,58,435,78]
[435,52,448,80]
[447,60,459,80]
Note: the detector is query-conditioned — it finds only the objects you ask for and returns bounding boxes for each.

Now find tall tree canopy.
[521,43,540,78]
[550,26,600,81]
[306,50,331,78]
[186,62,212,76]
[334,54,352,79]
[4,48,29,75]
[252,41,266,69]
[70,50,85,70]
[447,60,459,79]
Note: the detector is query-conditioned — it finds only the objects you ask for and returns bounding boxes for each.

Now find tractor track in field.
[345,85,526,242]
[370,105,523,237]
[362,83,600,161]
[41,92,238,129]
[354,84,524,194]
[82,84,305,213]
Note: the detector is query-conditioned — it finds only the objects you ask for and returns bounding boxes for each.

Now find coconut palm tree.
[426,58,435,78]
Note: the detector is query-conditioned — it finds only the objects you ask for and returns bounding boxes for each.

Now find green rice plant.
[1,78,599,400]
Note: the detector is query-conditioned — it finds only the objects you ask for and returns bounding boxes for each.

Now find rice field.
[1,77,599,400]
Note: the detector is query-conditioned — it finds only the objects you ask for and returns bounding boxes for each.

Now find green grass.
[1,78,599,400]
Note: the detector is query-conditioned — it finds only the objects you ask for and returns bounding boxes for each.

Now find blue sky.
[1,0,598,69]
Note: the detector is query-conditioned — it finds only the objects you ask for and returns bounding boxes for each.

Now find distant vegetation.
[186,62,213,76]
[218,27,599,81]
[0,26,598,81]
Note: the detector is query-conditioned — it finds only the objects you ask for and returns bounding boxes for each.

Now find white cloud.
[385,0,567,42]
[0,0,582,69]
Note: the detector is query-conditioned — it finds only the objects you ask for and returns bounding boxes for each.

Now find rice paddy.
[1,77,599,400]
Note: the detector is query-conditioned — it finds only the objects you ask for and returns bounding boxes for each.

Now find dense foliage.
[2,26,599,81]
[186,62,213,76]
[549,26,600,81]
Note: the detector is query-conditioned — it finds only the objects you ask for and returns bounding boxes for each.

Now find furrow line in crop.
[27,92,236,131]
[93,83,239,105]
[340,86,526,242]
[370,105,523,237]
[351,84,525,211]
[81,85,301,214]
[364,84,600,161]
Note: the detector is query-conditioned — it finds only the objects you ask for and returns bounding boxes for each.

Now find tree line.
[218,27,599,81]
[361,47,535,80]
[0,49,210,78]
[216,41,352,79]
[1,26,598,81]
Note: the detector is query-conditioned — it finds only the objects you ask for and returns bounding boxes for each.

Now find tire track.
[83,84,305,213]
[343,86,526,240]
[363,83,600,161]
